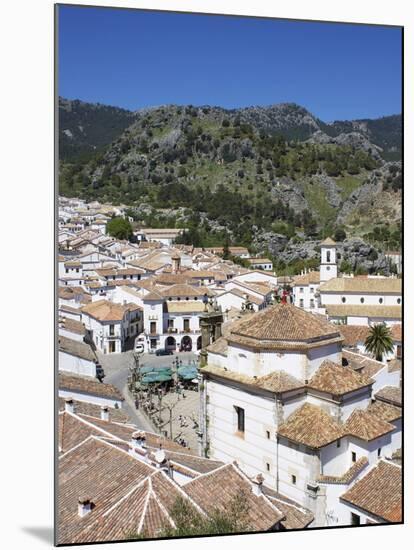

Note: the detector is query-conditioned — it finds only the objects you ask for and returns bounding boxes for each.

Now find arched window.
[342,297,346,303]
[326,251,331,263]
[360,297,365,304]
[397,298,401,304]
[379,298,383,304]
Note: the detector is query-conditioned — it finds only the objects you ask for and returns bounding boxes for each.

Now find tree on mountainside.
[334,228,347,242]
[106,216,133,240]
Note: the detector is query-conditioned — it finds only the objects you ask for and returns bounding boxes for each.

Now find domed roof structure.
[227,303,343,351]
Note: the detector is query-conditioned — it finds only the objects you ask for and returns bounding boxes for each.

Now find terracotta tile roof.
[320,277,401,293]
[59,286,92,303]
[212,270,228,281]
[387,358,402,373]
[117,286,142,299]
[71,469,202,543]
[142,290,164,301]
[261,487,314,529]
[320,237,336,246]
[58,412,102,454]
[366,400,402,423]
[84,281,102,289]
[59,318,86,336]
[293,271,320,285]
[183,463,284,531]
[326,304,402,319]
[227,288,263,306]
[247,258,272,264]
[277,276,294,284]
[59,373,124,401]
[162,284,206,298]
[317,457,369,484]
[307,360,373,396]
[339,325,370,347]
[165,301,205,313]
[58,437,158,544]
[166,452,224,476]
[342,350,386,377]
[59,304,82,315]
[235,281,274,296]
[138,241,162,249]
[133,278,158,289]
[58,411,197,456]
[375,386,402,407]
[391,324,402,341]
[95,267,144,277]
[58,398,130,423]
[254,371,304,393]
[58,335,97,362]
[206,336,228,356]
[81,299,131,322]
[153,273,192,285]
[278,403,343,448]
[187,270,217,279]
[202,364,303,394]
[227,304,343,351]
[340,460,402,522]
[130,259,168,272]
[103,280,140,288]
[343,409,394,441]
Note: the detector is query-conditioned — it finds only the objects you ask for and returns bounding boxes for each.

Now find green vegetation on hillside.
[59,100,401,253]
[106,216,133,240]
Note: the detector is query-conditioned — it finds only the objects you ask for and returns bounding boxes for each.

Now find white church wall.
[206,379,278,486]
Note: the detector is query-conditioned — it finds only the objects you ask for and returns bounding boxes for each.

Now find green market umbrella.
[177,366,198,380]
[141,372,172,384]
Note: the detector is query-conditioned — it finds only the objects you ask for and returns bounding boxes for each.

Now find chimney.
[252,473,264,496]
[154,447,167,469]
[78,496,92,517]
[172,254,181,274]
[100,406,109,421]
[130,431,149,460]
[65,398,75,414]
[131,431,146,448]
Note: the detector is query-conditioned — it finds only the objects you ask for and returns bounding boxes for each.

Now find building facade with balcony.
[141,284,206,353]
[81,299,142,354]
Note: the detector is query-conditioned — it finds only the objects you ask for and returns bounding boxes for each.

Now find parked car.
[155,348,173,356]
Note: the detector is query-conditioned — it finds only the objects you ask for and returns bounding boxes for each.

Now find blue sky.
[58,5,402,121]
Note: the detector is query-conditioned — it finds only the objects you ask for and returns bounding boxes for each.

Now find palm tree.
[364,323,394,362]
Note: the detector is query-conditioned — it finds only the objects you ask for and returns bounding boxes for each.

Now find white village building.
[319,277,402,327]
[81,299,142,354]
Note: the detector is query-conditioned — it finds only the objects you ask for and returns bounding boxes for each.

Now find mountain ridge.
[59,97,401,163]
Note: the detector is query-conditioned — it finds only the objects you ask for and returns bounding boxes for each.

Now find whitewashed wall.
[58,388,123,409]
[58,350,97,377]
[206,379,278,487]
[321,291,401,306]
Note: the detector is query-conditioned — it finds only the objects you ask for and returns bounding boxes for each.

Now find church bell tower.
[320,237,337,282]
